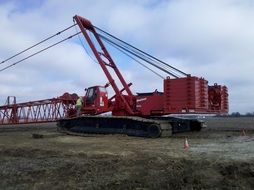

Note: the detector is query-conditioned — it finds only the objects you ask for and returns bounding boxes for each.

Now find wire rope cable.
[98,32,181,78]
[102,36,165,79]
[94,25,188,77]
[0,24,77,65]
[73,21,99,64]
[99,34,179,78]
[0,32,81,72]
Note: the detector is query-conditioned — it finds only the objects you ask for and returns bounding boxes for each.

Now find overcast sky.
[0,0,254,114]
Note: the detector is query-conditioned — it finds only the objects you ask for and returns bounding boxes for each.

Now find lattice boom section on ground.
[0,95,76,125]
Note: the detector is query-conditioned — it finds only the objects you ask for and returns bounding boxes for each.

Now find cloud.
[0,0,254,113]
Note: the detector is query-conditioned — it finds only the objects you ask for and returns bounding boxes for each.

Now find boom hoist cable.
[95,26,187,76]
[98,32,182,78]
[73,22,164,79]
[103,39,165,79]
[0,24,78,72]
[93,26,188,78]
[99,34,180,78]
[76,23,180,78]
[71,17,183,79]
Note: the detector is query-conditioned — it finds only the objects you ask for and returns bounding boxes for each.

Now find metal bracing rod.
[1,24,77,65]
[99,34,179,78]
[94,26,188,77]
[0,32,81,72]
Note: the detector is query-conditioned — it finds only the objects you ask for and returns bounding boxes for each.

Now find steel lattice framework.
[0,94,77,125]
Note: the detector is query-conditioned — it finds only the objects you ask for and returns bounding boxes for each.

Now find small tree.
[231,112,241,117]
[245,112,254,116]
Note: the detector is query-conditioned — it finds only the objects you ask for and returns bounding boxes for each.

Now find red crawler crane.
[0,15,228,137]
[57,15,228,137]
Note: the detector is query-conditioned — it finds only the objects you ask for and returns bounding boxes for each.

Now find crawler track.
[57,116,203,138]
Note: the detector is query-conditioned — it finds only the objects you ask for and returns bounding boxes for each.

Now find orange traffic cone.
[184,138,190,150]
[241,129,246,136]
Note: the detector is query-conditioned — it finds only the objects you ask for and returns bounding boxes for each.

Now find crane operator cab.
[83,86,109,114]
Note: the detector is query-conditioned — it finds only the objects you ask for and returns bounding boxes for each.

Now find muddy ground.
[0,117,254,189]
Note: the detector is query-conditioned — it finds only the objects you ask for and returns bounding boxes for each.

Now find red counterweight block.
[163,76,209,113]
[208,84,229,113]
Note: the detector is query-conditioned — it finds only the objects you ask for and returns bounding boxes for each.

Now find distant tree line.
[228,112,254,117]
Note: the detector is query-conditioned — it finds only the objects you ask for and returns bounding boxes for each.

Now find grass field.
[0,117,253,189]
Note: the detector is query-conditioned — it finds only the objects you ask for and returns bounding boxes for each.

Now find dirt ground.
[0,117,254,190]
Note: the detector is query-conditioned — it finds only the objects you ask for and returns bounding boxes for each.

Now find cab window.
[87,88,95,99]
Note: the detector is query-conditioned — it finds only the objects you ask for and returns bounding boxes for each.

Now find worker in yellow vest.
[76,96,83,116]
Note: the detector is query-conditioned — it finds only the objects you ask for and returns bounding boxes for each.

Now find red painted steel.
[135,77,229,115]
[0,15,229,126]
[208,84,229,113]
[74,15,136,116]
[163,76,209,113]
[0,93,77,125]
[81,86,110,115]
[136,91,164,116]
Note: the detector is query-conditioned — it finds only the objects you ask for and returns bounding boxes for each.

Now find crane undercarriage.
[58,115,204,138]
